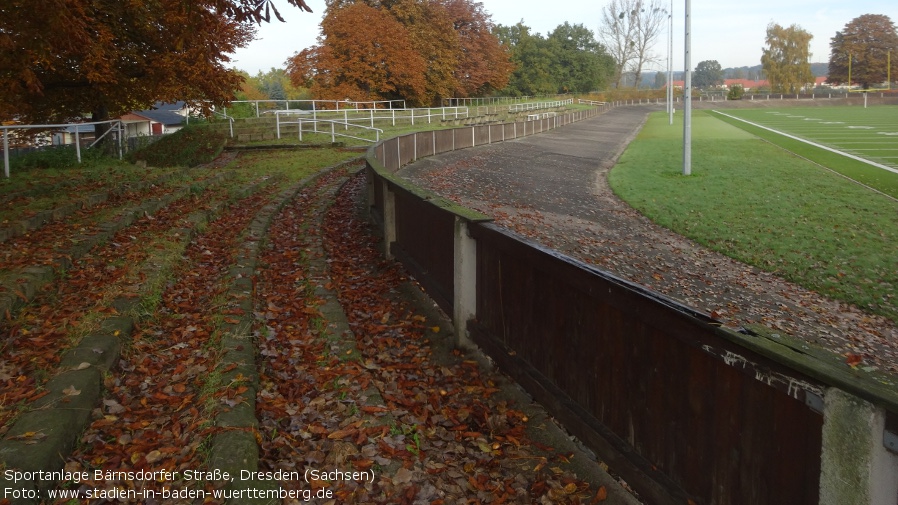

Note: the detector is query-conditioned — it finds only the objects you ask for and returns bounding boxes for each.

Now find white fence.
[508,99,574,113]
[1,120,123,178]
[274,113,384,143]
[223,99,407,118]
[269,107,469,129]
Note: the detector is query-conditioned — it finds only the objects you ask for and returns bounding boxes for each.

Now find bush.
[8,144,108,171]
[727,84,745,100]
[127,125,227,167]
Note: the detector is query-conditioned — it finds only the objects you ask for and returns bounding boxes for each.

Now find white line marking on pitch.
[711,110,898,174]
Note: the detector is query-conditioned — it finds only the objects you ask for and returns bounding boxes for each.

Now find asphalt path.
[398,105,898,375]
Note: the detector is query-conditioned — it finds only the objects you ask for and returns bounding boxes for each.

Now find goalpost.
[847,50,893,107]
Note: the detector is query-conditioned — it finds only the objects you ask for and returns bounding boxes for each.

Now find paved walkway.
[399,105,898,376]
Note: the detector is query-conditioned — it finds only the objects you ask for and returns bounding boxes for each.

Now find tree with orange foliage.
[289,0,511,106]
[441,0,513,97]
[288,3,428,105]
[0,0,312,125]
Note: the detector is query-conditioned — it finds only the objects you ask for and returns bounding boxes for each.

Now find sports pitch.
[609,105,898,323]
[712,106,898,170]
[709,106,898,197]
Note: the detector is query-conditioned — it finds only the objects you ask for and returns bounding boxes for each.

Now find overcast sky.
[228,0,896,77]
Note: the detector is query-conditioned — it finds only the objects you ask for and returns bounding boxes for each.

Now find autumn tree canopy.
[761,22,814,93]
[828,14,898,89]
[288,3,428,104]
[288,0,512,106]
[0,0,311,124]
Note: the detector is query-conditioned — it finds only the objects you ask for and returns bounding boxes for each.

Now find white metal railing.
[526,112,557,120]
[268,107,469,129]
[1,120,123,178]
[508,99,574,113]
[225,99,407,117]
[209,109,234,138]
[442,95,572,107]
[274,112,383,143]
[578,99,607,106]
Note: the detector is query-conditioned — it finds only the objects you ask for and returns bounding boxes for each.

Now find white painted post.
[4,129,10,178]
[453,217,477,350]
[819,388,898,505]
[75,128,82,163]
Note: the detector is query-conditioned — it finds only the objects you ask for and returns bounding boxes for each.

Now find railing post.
[381,180,396,260]
[819,388,898,505]
[75,128,81,163]
[3,129,10,178]
[453,217,477,350]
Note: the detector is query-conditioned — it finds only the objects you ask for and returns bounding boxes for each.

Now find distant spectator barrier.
[365,107,898,505]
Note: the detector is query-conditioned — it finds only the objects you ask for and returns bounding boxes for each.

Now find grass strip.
[709,109,898,198]
[608,110,898,323]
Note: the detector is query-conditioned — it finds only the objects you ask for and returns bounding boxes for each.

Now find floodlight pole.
[667,0,674,125]
[682,0,692,175]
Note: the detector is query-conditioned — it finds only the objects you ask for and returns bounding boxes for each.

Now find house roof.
[130,109,184,125]
[124,101,187,125]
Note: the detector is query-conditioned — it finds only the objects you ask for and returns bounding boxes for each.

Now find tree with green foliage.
[494,22,614,96]
[546,23,615,93]
[727,84,744,100]
[493,23,556,96]
[693,60,723,88]
[761,23,814,93]
[828,14,898,89]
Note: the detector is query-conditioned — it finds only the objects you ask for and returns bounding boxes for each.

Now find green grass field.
[608,108,898,323]
[709,106,898,197]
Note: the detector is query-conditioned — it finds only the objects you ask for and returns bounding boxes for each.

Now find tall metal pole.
[682,0,692,175]
[667,0,674,125]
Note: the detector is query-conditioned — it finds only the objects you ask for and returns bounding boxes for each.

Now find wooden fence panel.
[398,135,416,167]
[469,223,823,505]
[434,129,455,155]
[391,185,456,313]
[415,131,435,159]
